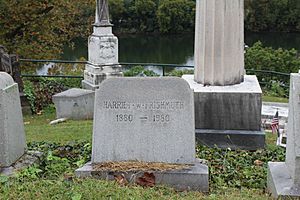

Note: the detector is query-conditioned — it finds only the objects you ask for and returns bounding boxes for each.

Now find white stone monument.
[76,77,209,191]
[268,72,300,198]
[183,0,264,150]
[0,72,26,167]
[82,0,122,90]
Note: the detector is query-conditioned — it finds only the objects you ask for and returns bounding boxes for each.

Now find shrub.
[123,66,159,77]
[23,78,81,113]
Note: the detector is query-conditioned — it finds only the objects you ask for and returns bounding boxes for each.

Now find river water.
[62,32,300,67]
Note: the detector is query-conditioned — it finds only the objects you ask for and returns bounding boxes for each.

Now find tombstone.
[76,77,209,191]
[183,0,264,150]
[52,88,95,120]
[0,72,26,168]
[82,0,122,90]
[268,72,300,198]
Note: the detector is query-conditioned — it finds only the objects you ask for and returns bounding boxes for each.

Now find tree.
[134,0,157,31]
[157,0,195,33]
[0,0,93,59]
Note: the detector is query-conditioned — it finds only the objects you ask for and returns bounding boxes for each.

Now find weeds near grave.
[197,144,285,190]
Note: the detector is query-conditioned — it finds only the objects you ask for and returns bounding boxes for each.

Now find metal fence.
[18,59,291,87]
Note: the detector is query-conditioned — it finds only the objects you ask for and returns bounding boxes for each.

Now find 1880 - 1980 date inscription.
[103,100,183,124]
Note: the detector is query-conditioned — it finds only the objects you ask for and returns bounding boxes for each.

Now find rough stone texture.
[268,162,300,199]
[52,88,95,120]
[286,73,300,186]
[82,63,122,90]
[92,77,195,164]
[194,0,244,86]
[0,151,42,176]
[183,75,264,150]
[0,72,26,167]
[75,159,209,192]
[88,32,118,65]
[183,75,262,130]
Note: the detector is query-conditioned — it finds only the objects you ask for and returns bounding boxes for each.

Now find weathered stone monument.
[183,0,264,150]
[0,72,26,168]
[52,88,95,120]
[76,77,209,191]
[268,72,300,198]
[82,0,122,90]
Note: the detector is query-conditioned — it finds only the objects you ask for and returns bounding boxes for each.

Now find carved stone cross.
[95,0,112,27]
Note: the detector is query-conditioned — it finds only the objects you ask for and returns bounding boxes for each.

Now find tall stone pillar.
[183,0,264,150]
[82,0,122,90]
[194,0,244,86]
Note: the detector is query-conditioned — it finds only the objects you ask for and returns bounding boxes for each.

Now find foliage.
[157,0,195,33]
[23,78,81,113]
[166,69,194,77]
[0,0,93,59]
[108,0,126,27]
[245,41,300,97]
[198,145,285,189]
[123,66,159,77]
[245,0,300,32]
[134,0,157,32]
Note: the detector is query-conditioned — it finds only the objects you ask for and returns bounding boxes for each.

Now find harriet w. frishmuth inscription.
[92,77,196,164]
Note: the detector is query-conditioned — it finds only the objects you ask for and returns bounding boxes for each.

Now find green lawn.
[262,95,289,103]
[0,109,283,200]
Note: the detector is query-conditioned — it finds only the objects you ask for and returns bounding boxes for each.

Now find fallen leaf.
[254,160,264,166]
[136,172,155,187]
[24,122,30,125]
[114,174,128,186]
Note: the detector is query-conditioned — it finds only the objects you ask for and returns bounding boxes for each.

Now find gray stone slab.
[268,162,300,199]
[52,88,95,120]
[0,72,26,167]
[92,77,195,164]
[183,75,264,150]
[196,129,265,150]
[262,102,288,120]
[0,151,42,176]
[183,75,262,131]
[286,73,300,185]
[75,159,209,192]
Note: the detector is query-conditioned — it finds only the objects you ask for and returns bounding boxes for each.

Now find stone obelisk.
[82,0,122,90]
[183,0,264,150]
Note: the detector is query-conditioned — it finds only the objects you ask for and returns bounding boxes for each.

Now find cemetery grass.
[1,109,283,199]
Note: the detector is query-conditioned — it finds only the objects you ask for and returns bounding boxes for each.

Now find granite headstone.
[92,77,195,164]
[0,72,26,167]
[76,77,209,191]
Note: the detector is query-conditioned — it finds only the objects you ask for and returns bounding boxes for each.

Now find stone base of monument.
[52,88,95,120]
[82,64,123,90]
[75,159,209,192]
[196,129,265,150]
[183,75,264,150]
[0,151,42,176]
[268,162,300,199]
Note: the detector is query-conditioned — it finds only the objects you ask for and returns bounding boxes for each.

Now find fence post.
[0,46,24,92]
